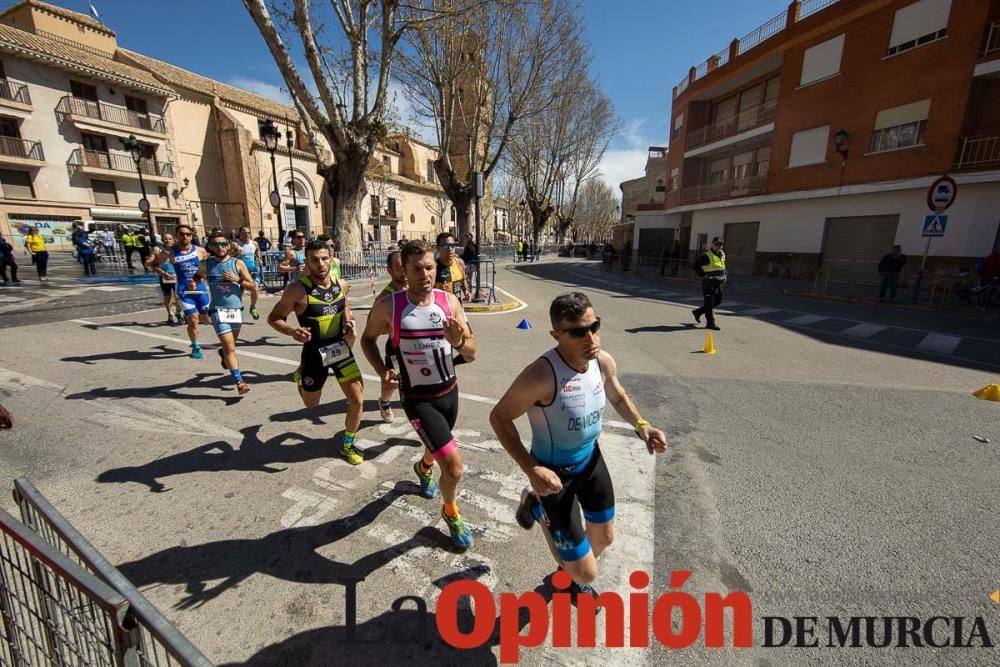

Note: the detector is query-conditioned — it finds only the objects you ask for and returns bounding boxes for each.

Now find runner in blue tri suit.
[278,230,307,286]
[490,291,668,597]
[207,230,255,395]
[231,226,261,319]
[150,223,209,358]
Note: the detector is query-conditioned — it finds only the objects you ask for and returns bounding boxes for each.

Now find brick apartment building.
[637,0,1000,280]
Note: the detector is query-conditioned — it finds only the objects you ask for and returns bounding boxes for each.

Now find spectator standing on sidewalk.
[622,240,632,272]
[877,244,907,304]
[135,232,151,272]
[0,232,21,285]
[24,226,49,281]
[256,230,271,252]
[74,226,97,276]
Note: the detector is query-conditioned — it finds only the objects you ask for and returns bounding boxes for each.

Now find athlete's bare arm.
[229,258,255,290]
[444,292,477,362]
[339,279,357,347]
[268,283,310,342]
[490,359,563,495]
[278,248,298,273]
[598,350,668,454]
[360,297,392,376]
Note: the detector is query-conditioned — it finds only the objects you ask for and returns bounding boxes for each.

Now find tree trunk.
[321,159,367,251]
[453,193,474,240]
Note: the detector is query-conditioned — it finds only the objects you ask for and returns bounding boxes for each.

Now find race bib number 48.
[320,341,350,366]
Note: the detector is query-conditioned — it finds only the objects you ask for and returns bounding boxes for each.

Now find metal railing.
[680,174,767,204]
[674,0,842,97]
[955,135,1000,169]
[57,96,166,134]
[686,99,777,148]
[69,148,174,178]
[13,478,214,667]
[0,136,43,161]
[258,249,390,292]
[0,78,30,105]
[466,258,497,304]
[984,21,1000,55]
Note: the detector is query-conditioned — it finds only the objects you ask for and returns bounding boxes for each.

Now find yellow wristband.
[634,418,650,434]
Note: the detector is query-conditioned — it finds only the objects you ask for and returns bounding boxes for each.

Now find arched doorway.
[282,178,311,236]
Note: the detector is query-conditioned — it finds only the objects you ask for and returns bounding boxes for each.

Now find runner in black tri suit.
[373,249,407,423]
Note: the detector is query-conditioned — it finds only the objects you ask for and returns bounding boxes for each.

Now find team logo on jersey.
[428,311,443,325]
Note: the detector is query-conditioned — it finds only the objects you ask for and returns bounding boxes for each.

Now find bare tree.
[242,0,440,250]
[572,179,618,243]
[397,0,583,239]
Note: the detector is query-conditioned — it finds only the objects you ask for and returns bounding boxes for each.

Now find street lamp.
[261,118,285,250]
[833,128,849,162]
[286,123,299,238]
[123,134,155,245]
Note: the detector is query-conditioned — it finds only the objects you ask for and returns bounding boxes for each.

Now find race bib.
[216,308,242,324]
[319,341,350,366]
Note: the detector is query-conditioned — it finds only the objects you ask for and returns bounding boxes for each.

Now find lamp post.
[472,171,484,303]
[261,119,285,250]
[123,134,156,245]
[286,121,299,237]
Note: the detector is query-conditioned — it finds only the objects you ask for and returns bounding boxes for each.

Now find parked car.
[558,244,574,257]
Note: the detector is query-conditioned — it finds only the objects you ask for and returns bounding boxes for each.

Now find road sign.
[137,198,150,213]
[922,214,947,237]
[269,190,281,207]
[927,175,957,212]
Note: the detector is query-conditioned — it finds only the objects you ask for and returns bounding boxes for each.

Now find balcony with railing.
[955,135,1000,170]
[0,79,31,107]
[674,0,842,98]
[68,148,174,181]
[680,174,767,205]
[0,136,44,166]
[686,100,777,151]
[984,21,1000,57]
[56,96,166,136]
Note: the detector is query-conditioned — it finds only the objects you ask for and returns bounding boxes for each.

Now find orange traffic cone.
[992,588,1000,605]
[702,332,717,355]
[972,384,1000,402]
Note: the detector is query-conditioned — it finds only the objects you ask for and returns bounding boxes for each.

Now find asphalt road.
[0,257,997,666]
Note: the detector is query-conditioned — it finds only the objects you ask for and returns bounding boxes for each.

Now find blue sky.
[63,0,791,187]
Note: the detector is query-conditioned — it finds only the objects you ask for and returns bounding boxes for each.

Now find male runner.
[231,226,261,319]
[268,240,365,464]
[361,239,477,549]
[206,231,255,395]
[150,224,210,358]
[490,292,667,592]
[372,249,407,422]
[147,233,183,325]
[278,231,307,285]
[434,232,471,302]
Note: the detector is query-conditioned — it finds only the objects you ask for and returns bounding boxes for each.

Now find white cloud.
[597,117,655,192]
[227,77,292,106]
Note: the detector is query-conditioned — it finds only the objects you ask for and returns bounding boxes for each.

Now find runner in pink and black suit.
[361,239,478,549]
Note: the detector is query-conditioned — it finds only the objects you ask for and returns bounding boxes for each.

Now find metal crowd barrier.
[11,478,213,667]
[466,259,497,304]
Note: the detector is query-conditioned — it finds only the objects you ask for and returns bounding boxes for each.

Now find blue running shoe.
[413,461,439,498]
[441,509,473,549]
[190,346,204,359]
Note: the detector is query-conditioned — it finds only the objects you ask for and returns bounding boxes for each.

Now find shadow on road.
[64,371,290,406]
[61,344,187,364]
[625,323,699,334]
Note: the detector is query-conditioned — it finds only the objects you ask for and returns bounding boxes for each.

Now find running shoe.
[692,309,701,324]
[292,366,302,384]
[342,442,364,465]
[515,487,540,530]
[379,399,394,423]
[441,509,473,549]
[10,280,22,286]
[166,315,174,325]
[250,305,259,320]
[237,382,250,395]
[413,461,439,498]
[190,346,204,359]
[570,581,600,606]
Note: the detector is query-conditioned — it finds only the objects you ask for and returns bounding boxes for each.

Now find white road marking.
[916,333,961,355]
[785,314,828,326]
[90,286,130,292]
[280,487,340,528]
[841,322,888,338]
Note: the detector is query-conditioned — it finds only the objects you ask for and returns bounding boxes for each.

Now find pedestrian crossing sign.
[922,215,947,237]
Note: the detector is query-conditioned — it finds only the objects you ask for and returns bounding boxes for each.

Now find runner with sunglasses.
[150,224,210,358]
[490,291,667,596]
[434,232,471,303]
[206,230,255,395]
[269,240,365,464]
[361,239,478,549]
[278,231,308,285]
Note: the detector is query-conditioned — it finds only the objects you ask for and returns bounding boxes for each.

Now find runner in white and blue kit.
[231,226,261,319]
[150,224,210,358]
[490,292,668,597]
[207,230,255,395]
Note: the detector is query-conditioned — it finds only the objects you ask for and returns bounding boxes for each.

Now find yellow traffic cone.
[702,332,717,355]
[992,588,1000,605]
[972,384,1000,402]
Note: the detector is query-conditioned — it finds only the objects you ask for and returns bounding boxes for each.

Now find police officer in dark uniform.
[692,237,726,331]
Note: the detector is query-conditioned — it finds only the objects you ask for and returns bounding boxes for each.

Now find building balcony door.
[285,204,310,235]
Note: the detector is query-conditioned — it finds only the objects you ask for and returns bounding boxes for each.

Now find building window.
[124,95,147,114]
[787,125,829,167]
[386,197,397,218]
[887,0,950,57]
[0,169,34,199]
[426,159,435,183]
[431,215,436,227]
[800,34,845,86]
[257,119,269,141]
[451,206,456,222]
[755,146,771,176]
[869,99,930,153]
[655,178,665,193]
[70,79,97,101]
[383,155,392,172]
[370,194,380,217]
[672,113,684,140]
[669,167,679,191]
[410,213,415,224]
[707,157,729,184]
[91,179,117,205]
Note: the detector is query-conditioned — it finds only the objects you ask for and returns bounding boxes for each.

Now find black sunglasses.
[557,317,601,338]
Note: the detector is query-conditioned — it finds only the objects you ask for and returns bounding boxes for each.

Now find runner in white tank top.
[361,240,478,549]
[232,226,261,319]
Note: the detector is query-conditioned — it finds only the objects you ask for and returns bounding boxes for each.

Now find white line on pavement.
[785,314,828,326]
[841,322,888,338]
[916,333,962,355]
